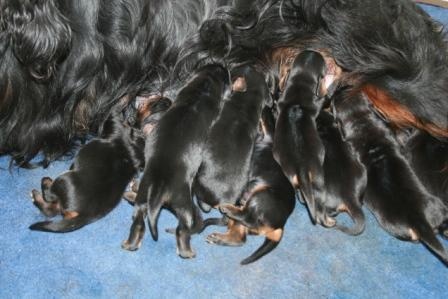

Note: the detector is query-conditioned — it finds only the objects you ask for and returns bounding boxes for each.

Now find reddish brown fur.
[362,84,448,137]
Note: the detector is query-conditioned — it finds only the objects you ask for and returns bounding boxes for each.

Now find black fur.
[193,66,270,209]
[273,50,327,222]
[122,64,231,259]
[29,111,145,232]
[333,89,448,265]
[217,106,295,264]
[199,0,448,136]
[406,132,448,238]
[315,110,367,235]
[0,0,231,166]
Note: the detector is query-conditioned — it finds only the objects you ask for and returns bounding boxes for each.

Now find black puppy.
[29,110,145,232]
[122,64,231,258]
[333,90,448,265]
[193,65,270,218]
[273,50,327,221]
[217,107,296,265]
[122,97,173,204]
[406,132,448,238]
[315,110,367,235]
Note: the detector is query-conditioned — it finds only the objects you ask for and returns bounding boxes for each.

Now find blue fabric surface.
[1,4,447,299]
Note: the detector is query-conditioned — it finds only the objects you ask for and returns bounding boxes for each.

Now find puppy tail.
[29,216,89,233]
[336,205,366,236]
[147,188,165,242]
[415,222,448,265]
[240,238,280,265]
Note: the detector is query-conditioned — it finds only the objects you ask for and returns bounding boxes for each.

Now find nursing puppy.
[406,132,448,237]
[29,110,145,232]
[122,64,231,258]
[273,50,327,222]
[315,110,366,235]
[122,97,173,204]
[193,65,270,215]
[217,107,296,265]
[333,90,448,265]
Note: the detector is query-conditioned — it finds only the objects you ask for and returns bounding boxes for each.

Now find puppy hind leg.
[30,189,61,217]
[206,219,248,247]
[166,188,203,258]
[219,204,249,225]
[335,203,366,236]
[413,220,448,265]
[122,205,147,251]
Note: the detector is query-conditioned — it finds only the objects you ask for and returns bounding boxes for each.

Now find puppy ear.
[6,1,71,81]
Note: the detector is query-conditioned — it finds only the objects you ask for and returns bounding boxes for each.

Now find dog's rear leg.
[206,219,247,246]
[174,199,203,259]
[122,204,147,251]
[30,189,61,217]
[31,177,60,217]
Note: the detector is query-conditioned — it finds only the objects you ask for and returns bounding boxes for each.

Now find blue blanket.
[1,4,447,299]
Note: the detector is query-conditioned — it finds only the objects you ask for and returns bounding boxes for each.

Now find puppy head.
[136,96,172,135]
[194,64,232,99]
[290,50,327,98]
[231,65,274,106]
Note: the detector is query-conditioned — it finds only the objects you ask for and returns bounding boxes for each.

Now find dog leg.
[123,178,140,204]
[40,177,56,202]
[174,201,202,259]
[123,191,137,204]
[122,205,146,251]
[206,219,247,246]
[30,189,61,217]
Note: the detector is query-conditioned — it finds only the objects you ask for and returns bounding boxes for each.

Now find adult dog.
[199,0,448,137]
[0,0,231,167]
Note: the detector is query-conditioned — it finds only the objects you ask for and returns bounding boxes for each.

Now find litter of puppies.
[1,0,447,265]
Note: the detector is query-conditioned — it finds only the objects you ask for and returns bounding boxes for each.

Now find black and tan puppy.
[122,97,173,204]
[193,65,270,216]
[217,107,296,265]
[29,110,145,232]
[122,64,231,258]
[333,90,448,265]
[273,50,328,221]
[315,110,367,235]
[406,132,448,238]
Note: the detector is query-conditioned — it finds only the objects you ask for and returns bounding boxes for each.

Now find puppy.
[406,132,448,238]
[315,110,367,235]
[122,64,231,259]
[193,65,271,216]
[122,97,173,204]
[333,90,448,265]
[273,50,327,221]
[217,107,296,265]
[29,110,145,232]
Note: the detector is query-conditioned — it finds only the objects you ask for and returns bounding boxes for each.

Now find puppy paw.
[121,240,141,251]
[30,189,39,201]
[177,248,196,259]
[206,232,245,247]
